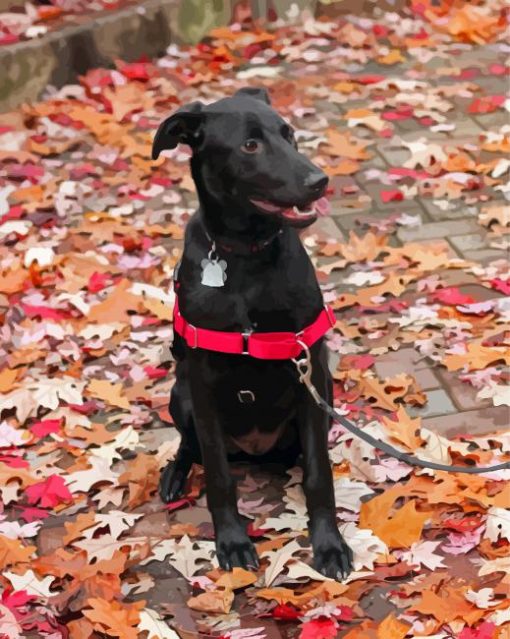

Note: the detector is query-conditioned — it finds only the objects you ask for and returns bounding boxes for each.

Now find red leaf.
[459,622,497,639]
[0,454,29,469]
[21,305,71,321]
[272,604,301,621]
[468,95,505,114]
[87,271,111,293]
[163,498,195,513]
[490,278,510,295]
[334,606,354,622]
[299,618,338,639]
[144,366,168,380]
[380,189,404,203]
[431,287,475,305]
[341,354,375,370]
[17,506,51,523]
[30,419,62,438]
[25,475,72,508]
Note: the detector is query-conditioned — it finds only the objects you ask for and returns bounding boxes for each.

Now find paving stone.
[473,111,510,129]
[397,218,480,243]
[450,233,490,253]
[463,248,508,264]
[334,206,423,234]
[420,199,482,221]
[422,406,509,438]
[435,369,493,411]
[407,389,457,419]
[374,348,441,391]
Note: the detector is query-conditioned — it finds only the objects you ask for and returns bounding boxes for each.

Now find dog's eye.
[241,139,262,154]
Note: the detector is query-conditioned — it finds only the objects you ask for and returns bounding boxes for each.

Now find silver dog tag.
[201,258,227,287]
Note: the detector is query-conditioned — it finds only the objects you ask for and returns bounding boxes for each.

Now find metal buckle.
[187,323,198,348]
[241,331,251,355]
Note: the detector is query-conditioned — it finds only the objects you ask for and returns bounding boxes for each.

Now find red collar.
[172,295,336,360]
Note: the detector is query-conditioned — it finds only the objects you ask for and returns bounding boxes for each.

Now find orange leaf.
[63,512,97,545]
[83,597,144,639]
[214,567,258,590]
[322,129,373,160]
[0,535,36,571]
[359,487,429,548]
[382,407,425,450]
[376,614,412,639]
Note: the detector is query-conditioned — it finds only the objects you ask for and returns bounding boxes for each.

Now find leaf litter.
[0,2,509,638]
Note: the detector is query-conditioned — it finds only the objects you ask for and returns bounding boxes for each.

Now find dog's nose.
[304,171,329,194]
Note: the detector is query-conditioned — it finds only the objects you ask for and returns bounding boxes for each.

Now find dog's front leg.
[296,344,354,581]
[188,359,259,572]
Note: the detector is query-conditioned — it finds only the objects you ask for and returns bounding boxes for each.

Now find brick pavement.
[312,44,509,443]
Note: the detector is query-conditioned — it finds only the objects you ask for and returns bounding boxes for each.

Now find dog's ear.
[152,101,204,159]
[234,87,271,105]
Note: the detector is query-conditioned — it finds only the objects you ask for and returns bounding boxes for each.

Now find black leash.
[292,342,510,474]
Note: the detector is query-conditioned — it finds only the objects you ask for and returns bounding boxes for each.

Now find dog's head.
[152,87,328,229]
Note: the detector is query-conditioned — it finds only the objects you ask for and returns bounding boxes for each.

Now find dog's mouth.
[249,196,330,226]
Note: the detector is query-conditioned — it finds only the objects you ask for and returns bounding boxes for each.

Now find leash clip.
[292,340,322,406]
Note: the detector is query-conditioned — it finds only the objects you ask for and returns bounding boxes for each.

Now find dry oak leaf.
[359,373,414,411]
[323,158,361,176]
[340,231,388,263]
[138,608,180,639]
[214,567,258,590]
[0,535,36,570]
[34,548,127,580]
[63,511,97,545]
[118,452,161,509]
[87,379,130,410]
[88,279,143,323]
[0,368,19,393]
[442,343,510,372]
[83,597,145,639]
[382,407,425,451]
[321,129,373,160]
[352,274,413,307]
[409,585,483,625]
[376,614,412,639]
[187,588,234,614]
[359,488,429,549]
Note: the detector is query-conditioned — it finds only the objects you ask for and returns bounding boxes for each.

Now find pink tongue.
[314,197,331,217]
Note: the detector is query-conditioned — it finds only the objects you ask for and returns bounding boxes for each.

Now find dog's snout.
[304,171,328,194]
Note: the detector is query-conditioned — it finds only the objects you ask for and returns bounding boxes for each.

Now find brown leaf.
[187,588,234,614]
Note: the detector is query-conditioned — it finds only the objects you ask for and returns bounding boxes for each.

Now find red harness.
[173,295,336,360]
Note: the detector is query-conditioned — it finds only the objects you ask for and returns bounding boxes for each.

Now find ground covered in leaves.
[0,3,509,638]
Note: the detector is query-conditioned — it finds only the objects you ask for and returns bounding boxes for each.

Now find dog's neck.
[193,184,284,257]
[198,207,283,256]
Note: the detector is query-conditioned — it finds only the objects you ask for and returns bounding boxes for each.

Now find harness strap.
[173,296,336,360]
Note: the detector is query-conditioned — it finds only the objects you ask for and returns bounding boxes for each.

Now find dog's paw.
[215,528,260,572]
[159,461,189,503]
[312,533,354,582]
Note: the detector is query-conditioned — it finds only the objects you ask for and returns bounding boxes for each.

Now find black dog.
[153,87,353,580]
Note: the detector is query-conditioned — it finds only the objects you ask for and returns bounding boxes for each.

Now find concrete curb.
[0,0,409,112]
[0,0,180,112]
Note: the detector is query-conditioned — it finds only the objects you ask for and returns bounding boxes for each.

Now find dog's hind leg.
[159,379,202,503]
